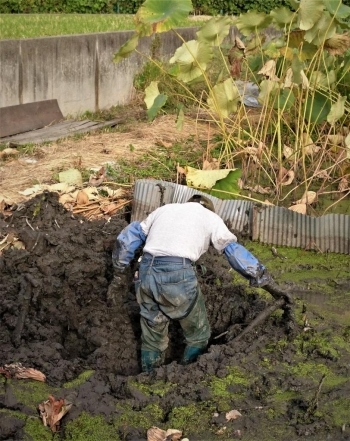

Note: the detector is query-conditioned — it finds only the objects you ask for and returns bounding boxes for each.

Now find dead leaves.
[147,427,183,441]
[0,233,25,256]
[0,363,46,382]
[38,395,72,433]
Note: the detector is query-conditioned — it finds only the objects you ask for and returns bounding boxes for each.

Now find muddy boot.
[141,350,165,373]
[182,345,205,365]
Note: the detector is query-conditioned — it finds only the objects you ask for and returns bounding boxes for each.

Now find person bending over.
[109,195,291,372]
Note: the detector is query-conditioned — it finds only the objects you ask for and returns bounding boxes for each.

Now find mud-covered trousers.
[136,253,211,353]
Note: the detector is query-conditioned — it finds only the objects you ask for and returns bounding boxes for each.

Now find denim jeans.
[136,255,211,353]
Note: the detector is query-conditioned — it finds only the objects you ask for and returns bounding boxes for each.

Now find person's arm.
[112,221,147,271]
[224,242,271,286]
[224,242,293,304]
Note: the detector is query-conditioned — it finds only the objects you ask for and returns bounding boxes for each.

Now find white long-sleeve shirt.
[140,202,237,262]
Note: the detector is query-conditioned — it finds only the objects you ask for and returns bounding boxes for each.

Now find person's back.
[141,202,236,261]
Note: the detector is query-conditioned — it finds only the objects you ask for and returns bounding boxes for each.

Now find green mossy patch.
[63,370,95,389]
[208,366,252,399]
[167,402,216,436]
[24,417,52,441]
[65,412,119,441]
[9,379,59,410]
[114,402,163,438]
[128,379,175,397]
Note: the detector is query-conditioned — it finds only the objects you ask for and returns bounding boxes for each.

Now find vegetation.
[114,0,350,212]
[0,13,209,40]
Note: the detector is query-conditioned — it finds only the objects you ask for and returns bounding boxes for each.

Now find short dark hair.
[187,194,215,213]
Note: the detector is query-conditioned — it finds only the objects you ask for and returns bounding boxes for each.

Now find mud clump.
[1,192,349,441]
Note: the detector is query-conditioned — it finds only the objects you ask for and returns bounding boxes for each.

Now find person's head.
[187,194,215,213]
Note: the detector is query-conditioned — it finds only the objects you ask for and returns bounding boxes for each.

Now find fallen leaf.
[89,166,106,186]
[295,190,317,205]
[165,428,182,440]
[157,139,173,148]
[278,169,295,186]
[76,190,89,205]
[338,177,349,192]
[315,170,331,180]
[203,158,219,170]
[283,144,295,161]
[38,395,72,432]
[0,148,18,159]
[226,409,242,421]
[327,134,345,146]
[147,426,166,441]
[263,199,274,206]
[289,203,307,214]
[302,133,320,155]
[0,363,46,382]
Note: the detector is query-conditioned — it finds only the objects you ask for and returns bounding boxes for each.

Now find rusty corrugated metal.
[132,180,350,255]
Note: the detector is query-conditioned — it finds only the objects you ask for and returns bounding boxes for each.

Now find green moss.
[167,402,215,434]
[288,361,347,388]
[65,412,119,441]
[114,402,164,435]
[24,417,52,441]
[63,370,95,389]
[128,379,175,397]
[322,396,350,427]
[10,379,59,410]
[0,409,27,420]
[295,333,340,360]
[209,366,251,399]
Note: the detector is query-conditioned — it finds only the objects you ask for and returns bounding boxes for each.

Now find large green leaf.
[185,167,233,189]
[144,82,167,121]
[196,16,232,46]
[207,78,240,118]
[309,70,336,88]
[235,11,272,36]
[270,7,296,28]
[304,90,332,123]
[327,95,346,124]
[113,33,139,64]
[258,79,279,105]
[135,0,193,34]
[211,169,243,199]
[325,0,350,19]
[170,40,212,83]
[304,11,337,46]
[275,88,295,110]
[147,94,167,121]
[297,0,324,31]
[185,167,241,199]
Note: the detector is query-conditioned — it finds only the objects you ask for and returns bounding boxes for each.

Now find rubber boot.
[182,345,206,365]
[141,350,164,373]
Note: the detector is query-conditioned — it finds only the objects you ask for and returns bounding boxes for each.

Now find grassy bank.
[0,14,208,40]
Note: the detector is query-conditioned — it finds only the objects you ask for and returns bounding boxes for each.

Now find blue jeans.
[136,254,211,353]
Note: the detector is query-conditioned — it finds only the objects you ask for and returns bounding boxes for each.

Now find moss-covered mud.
[0,193,349,441]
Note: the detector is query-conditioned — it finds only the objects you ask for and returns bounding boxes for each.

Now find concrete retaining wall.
[0,28,206,116]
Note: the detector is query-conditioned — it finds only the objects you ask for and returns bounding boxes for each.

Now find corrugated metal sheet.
[132,179,350,255]
[132,180,252,233]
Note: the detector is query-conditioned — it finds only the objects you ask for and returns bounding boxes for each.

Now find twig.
[213,331,228,340]
[25,218,35,231]
[54,219,60,229]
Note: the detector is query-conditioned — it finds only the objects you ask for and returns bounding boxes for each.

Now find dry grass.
[0,114,215,203]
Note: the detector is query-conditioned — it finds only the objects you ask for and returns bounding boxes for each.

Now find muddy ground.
[0,192,349,441]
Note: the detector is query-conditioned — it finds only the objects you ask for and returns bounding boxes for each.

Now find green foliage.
[114,0,350,208]
[63,369,95,389]
[0,0,115,13]
[192,0,291,15]
[65,412,119,441]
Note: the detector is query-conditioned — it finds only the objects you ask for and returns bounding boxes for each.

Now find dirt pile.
[1,193,349,441]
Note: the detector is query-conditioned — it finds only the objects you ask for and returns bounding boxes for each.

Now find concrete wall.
[0,28,205,116]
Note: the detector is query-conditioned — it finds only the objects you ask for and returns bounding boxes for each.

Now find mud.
[0,192,349,441]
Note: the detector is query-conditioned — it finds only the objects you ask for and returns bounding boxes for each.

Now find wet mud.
[0,192,349,441]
